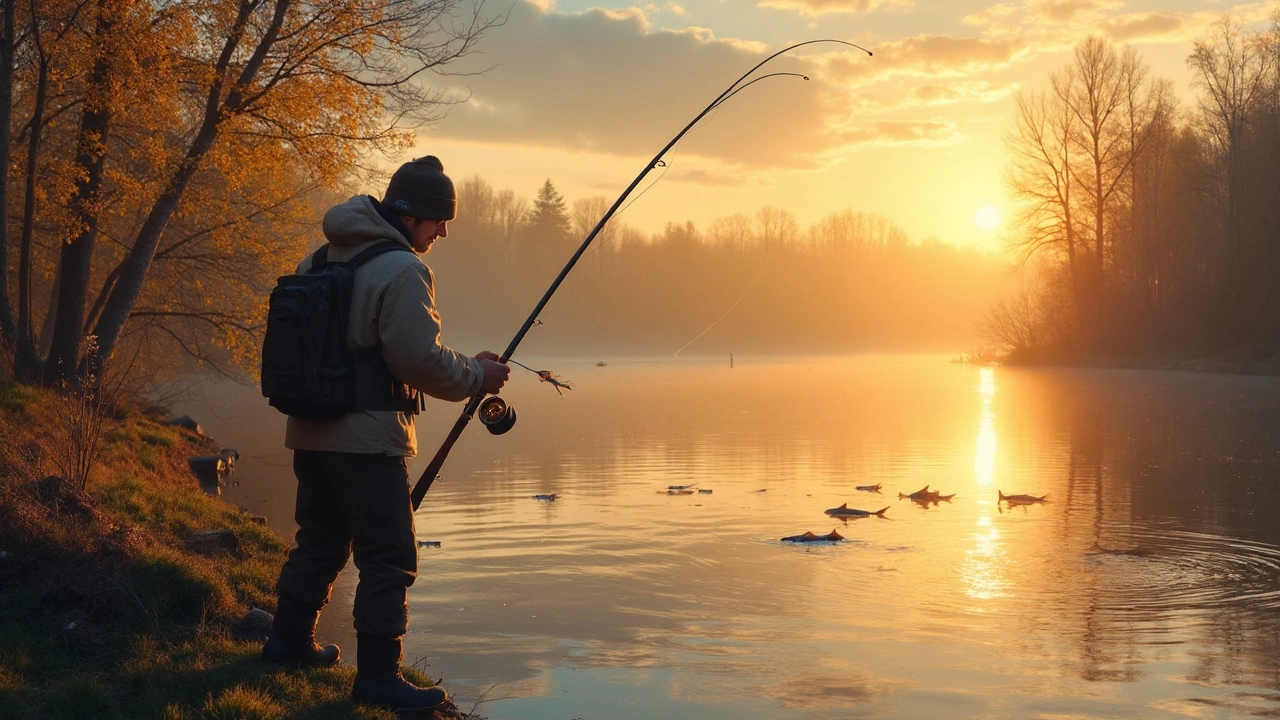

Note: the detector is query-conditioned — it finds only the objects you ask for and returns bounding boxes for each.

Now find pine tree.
[525,179,571,242]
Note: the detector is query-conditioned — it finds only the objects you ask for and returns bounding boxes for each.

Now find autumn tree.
[0,0,498,385]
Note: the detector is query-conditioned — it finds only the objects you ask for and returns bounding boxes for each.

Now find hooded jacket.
[284,195,483,456]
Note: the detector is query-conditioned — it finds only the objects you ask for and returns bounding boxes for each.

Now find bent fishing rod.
[411,38,872,510]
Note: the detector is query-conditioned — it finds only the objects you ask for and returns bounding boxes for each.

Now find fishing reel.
[478,396,516,435]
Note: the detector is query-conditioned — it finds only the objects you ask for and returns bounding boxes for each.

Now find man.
[261,156,510,713]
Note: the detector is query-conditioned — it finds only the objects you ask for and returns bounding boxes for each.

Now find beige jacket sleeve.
[378,262,484,402]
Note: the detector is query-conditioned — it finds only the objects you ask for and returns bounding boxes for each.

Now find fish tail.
[875,506,889,516]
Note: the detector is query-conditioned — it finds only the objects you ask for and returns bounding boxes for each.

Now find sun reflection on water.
[963,367,1009,602]
[974,366,996,488]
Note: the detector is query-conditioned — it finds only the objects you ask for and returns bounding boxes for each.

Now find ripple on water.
[1083,525,1280,612]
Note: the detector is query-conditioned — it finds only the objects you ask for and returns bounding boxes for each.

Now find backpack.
[261,240,417,419]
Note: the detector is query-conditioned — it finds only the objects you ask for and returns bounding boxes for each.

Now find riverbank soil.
[0,382,463,719]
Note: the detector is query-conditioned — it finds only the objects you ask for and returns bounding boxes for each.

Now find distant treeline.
[427,178,1016,357]
[989,15,1280,363]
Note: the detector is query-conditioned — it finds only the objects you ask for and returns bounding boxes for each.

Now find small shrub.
[140,430,177,447]
[0,630,31,683]
[122,550,237,630]
[200,686,285,720]
[54,674,119,720]
[0,383,39,413]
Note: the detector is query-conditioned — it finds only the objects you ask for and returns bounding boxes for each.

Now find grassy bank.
[0,382,463,719]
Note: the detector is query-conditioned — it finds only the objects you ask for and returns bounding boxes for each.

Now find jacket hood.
[321,195,412,249]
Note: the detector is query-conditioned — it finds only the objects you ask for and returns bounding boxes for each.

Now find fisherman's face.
[406,217,448,253]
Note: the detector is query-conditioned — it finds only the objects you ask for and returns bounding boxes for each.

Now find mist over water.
[178,356,1280,720]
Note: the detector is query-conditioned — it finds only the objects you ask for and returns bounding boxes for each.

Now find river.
[174,355,1280,720]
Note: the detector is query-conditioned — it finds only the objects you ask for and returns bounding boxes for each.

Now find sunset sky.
[413,0,1277,250]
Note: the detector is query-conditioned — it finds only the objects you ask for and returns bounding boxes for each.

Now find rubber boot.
[261,594,341,667]
[352,635,448,713]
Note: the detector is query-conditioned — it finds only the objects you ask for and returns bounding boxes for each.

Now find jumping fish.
[668,484,697,490]
[781,529,845,543]
[825,503,889,519]
[855,483,883,492]
[998,491,1048,504]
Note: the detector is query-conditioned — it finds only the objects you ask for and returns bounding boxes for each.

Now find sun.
[975,205,1001,231]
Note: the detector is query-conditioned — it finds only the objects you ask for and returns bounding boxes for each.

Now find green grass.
[0,382,40,413]
[0,385,463,719]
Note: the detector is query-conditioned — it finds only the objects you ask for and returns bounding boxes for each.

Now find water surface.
[178,356,1280,719]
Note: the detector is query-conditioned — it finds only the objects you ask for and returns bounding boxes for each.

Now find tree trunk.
[89,127,214,366]
[0,0,17,346]
[45,0,114,385]
[89,0,291,369]
[14,58,49,381]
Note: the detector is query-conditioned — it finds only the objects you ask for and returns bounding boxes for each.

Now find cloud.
[1100,11,1194,43]
[641,2,690,16]
[962,3,1017,26]
[755,0,911,18]
[957,1,1276,49]
[819,35,1029,84]
[1098,6,1275,44]
[907,80,1017,107]
[1027,0,1123,25]
[432,1,878,169]
[836,120,962,146]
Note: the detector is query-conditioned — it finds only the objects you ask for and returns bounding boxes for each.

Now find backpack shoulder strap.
[348,240,414,269]
[310,244,330,268]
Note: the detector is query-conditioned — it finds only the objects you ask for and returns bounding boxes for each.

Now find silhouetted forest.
[986,16,1280,366]
[427,177,1016,357]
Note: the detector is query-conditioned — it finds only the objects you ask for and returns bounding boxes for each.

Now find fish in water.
[998,491,1048,504]
[660,489,695,495]
[780,529,845,543]
[898,485,955,502]
[533,494,557,501]
[855,483,883,492]
[825,503,889,519]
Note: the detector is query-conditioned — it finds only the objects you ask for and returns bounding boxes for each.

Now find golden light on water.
[974,366,996,488]
[975,205,1001,231]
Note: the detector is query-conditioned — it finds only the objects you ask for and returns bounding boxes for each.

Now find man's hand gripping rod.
[410,39,871,510]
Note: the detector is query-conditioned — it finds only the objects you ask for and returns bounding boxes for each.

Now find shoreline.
[0,383,466,719]
[962,349,1280,378]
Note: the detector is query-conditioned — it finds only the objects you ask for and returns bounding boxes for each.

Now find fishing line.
[657,240,776,367]
[580,75,786,257]
[507,358,546,376]
[411,39,873,509]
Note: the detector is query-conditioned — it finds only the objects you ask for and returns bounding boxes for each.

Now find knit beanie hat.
[383,155,457,221]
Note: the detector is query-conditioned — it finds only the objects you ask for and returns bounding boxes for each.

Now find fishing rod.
[411,38,873,510]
